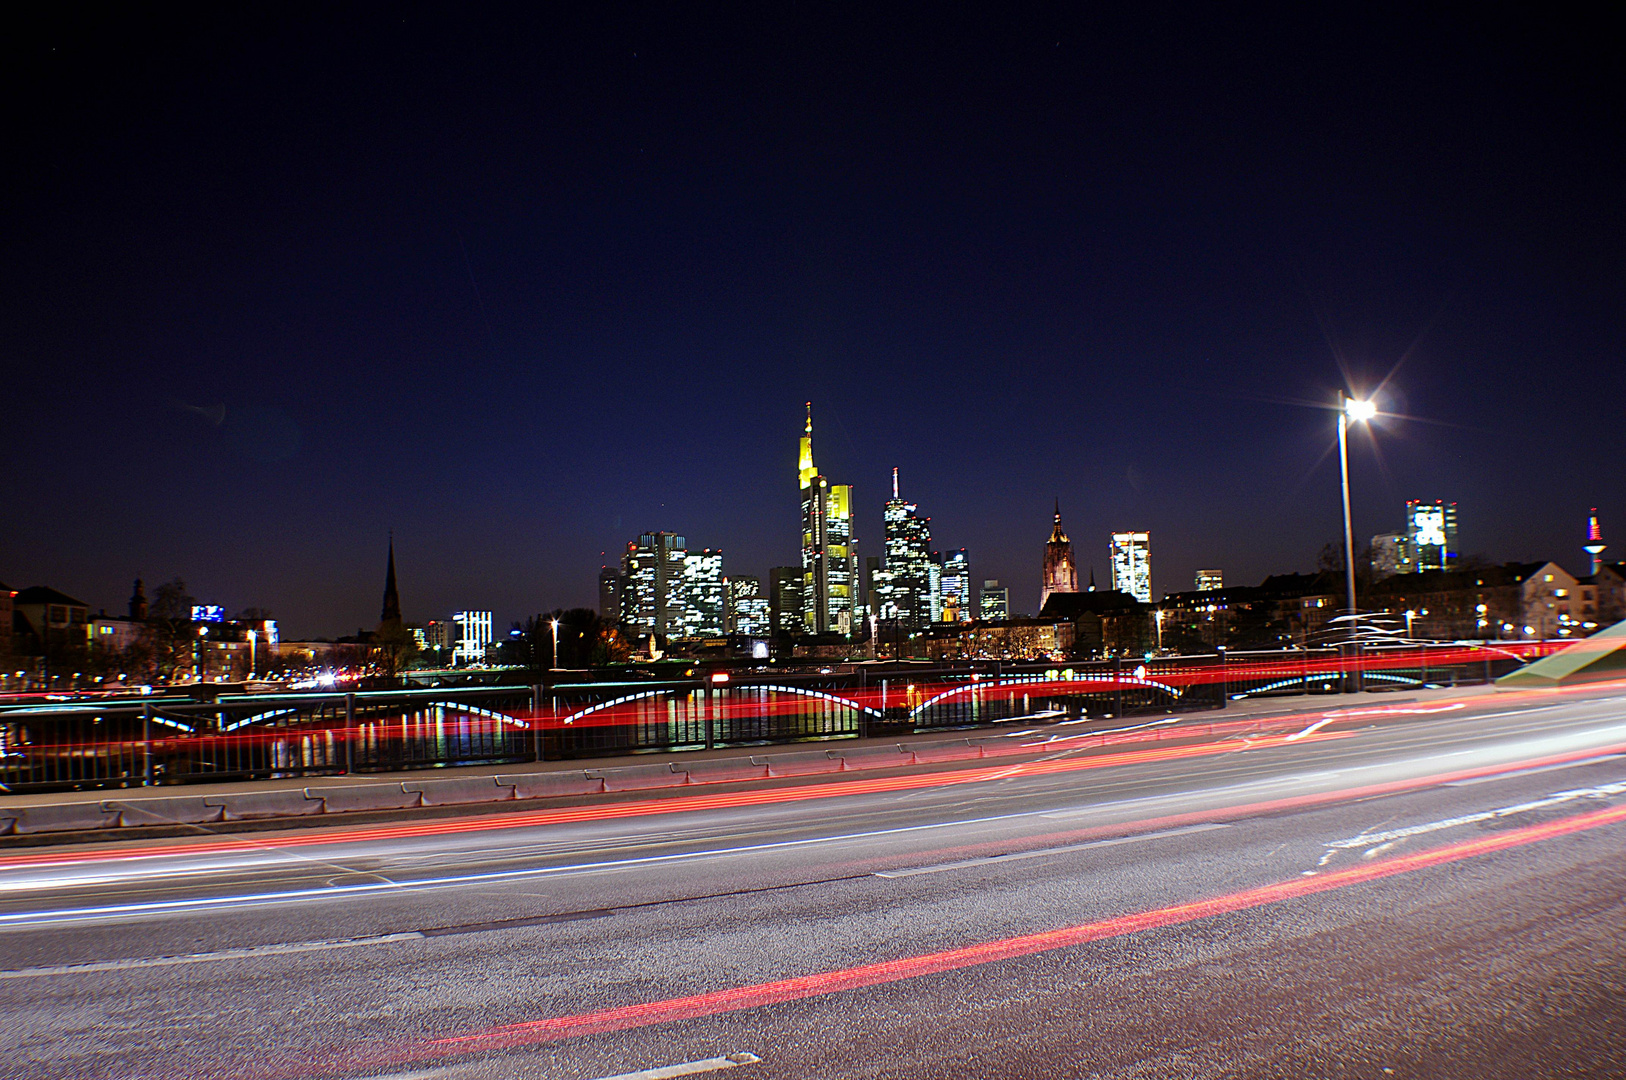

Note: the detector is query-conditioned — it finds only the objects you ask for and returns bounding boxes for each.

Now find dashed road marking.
[875,822,1227,878]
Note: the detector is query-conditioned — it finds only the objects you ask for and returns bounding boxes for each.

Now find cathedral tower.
[1041,501,1078,612]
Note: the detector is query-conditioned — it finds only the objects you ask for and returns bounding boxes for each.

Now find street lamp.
[550,618,560,670]
[1338,393,1377,640]
[247,629,257,680]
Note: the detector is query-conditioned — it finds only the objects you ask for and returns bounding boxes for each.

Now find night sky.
[5,6,1624,638]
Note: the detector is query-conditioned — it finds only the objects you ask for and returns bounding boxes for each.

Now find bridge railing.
[0,642,1553,794]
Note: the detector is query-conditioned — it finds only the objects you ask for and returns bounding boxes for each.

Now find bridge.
[0,642,1552,794]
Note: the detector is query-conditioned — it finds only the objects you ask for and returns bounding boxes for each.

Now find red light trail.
[287,797,1626,1077]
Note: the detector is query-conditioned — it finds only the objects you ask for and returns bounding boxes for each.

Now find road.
[4,686,1626,1079]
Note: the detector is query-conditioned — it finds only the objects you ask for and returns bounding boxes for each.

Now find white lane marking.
[587,1053,762,1080]
[1286,717,1337,742]
[0,931,424,979]
[1444,754,1624,786]
[875,823,1228,878]
[1327,780,1626,850]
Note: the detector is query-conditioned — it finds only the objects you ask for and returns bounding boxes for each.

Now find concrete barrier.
[12,801,123,834]
[589,763,688,791]
[681,757,771,784]
[831,745,916,770]
[908,739,983,763]
[206,789,324,820]
[757,751,844,776]
[108,796,224,826]
[497,771,605,799]
[0,814,14,836]
[314,784,422,813]
[971,734,1034,757]
[402,776,517,806]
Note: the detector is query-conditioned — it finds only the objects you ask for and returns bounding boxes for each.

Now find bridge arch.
[906,673,1183,720]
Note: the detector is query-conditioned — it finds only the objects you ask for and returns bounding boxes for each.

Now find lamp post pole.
[1338,393,1377,693]
[1338,393,1358,640]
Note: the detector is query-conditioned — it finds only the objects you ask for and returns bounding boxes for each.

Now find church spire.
[1049,499,1069,544]
[381,535,402,625]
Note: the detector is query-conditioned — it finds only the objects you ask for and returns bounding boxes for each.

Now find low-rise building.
[917,618,1075,661]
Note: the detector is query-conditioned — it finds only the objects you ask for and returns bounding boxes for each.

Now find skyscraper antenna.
[893,467,899,500]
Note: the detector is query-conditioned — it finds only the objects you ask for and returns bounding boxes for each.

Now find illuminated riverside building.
[679,549,726,637]
[798,403,858,635]
[979,580,1009,621]
[1041,502,1078,611]
[768,567,802,636]
[620,531,690,637]
[940,549,970,622]
[728,576,770,635]
[1110,531,1152,603]
[873,467,933,630]
[598,565,622,620]
[1372,501,1460,580]
[452,610,492,665]
[1406,500,1458,572]
[1196,569,1223,591]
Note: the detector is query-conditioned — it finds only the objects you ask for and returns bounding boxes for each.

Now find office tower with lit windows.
[1041,502,1079,611]
[873,468,934,630]
[620,531,690,637]
[940,549,970,622]
[1110,531,1152,602]
[598,565,623,621]
[768,567,803,636]
[728,576,770,636]
[452,610,492,665]
[979,579,1009,621]
[1370,531,1413,580]
[1195,569,1223,591]
[798,403,858,635]
[679,549,726,637]
[1406,500,1458,572]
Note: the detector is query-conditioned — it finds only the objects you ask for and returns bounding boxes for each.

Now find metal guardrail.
[0,643,1547,794]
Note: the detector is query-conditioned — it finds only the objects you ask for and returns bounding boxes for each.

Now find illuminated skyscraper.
[679,549,726,637]
[452,610,492,665]
[940,548,970,622]
[728,576,770,636]
[598,565,622,621]
[1110,531,1152,602]
[1041,502,1078,611]
[620,531,689,637]
[873,467,933,630]
[1405,500,1458,572]
[798,403,858,635]
[768,567,802,636]
[979,579,1009,621]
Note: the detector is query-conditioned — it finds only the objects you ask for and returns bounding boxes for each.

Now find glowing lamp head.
[1344,397,1377,423]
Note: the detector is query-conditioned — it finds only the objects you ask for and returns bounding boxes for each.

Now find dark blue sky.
[5,6,1624,637]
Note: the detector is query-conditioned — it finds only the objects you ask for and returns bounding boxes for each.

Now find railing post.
[1216,648,1228,709]
[531,683,543,762]
[705,686,716,751]
[1113,654,1123,718]
[142,702,153,787]
[343,692,355,774]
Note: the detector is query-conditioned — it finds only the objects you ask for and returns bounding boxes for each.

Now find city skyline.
[5,10,1623,639]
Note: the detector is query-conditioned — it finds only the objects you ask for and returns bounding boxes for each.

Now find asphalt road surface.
[5,687,1626,1079]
